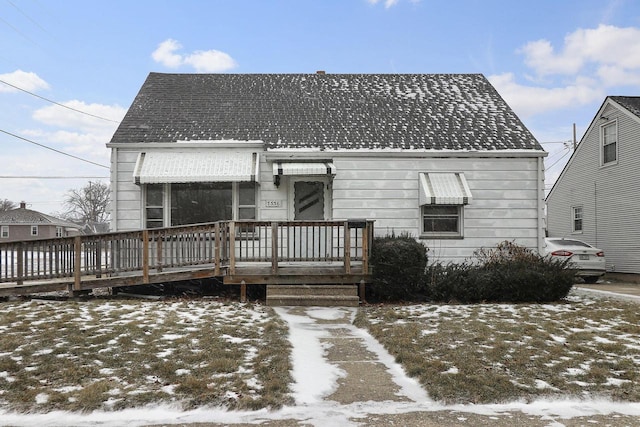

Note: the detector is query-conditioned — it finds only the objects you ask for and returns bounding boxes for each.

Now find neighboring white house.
[107,72,547,264]
[547,96,640,274]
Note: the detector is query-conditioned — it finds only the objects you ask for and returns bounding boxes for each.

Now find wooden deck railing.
[0,220,373,289]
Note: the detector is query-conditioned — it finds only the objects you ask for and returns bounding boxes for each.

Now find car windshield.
[550,239,591,247]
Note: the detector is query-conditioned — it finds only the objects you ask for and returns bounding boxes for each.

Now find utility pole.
[573,123,577,150]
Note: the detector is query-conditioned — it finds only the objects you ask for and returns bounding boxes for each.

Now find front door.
[293,180,326,220]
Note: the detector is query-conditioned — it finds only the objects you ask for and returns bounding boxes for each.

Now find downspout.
[594,181,598,247]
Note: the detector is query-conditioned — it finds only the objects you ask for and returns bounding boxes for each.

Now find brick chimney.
[316,70,326,75]
[20,201,26,209]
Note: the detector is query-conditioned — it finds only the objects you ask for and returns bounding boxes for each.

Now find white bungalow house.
[547,96,640,274]
[107,72,547,264]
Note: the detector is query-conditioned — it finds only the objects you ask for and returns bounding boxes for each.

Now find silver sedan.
[544,238,606,283]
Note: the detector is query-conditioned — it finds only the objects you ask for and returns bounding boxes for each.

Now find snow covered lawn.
[0,297,291,414]
[356,291,640,404]
[1,291,639,426]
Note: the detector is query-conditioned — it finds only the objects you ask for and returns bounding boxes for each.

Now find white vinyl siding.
[331,156,543,263]
[112,146,544,264]
[547,101,640,273]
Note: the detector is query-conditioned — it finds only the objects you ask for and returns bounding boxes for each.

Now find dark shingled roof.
[611,96,640,118]
[0,206,76,226]
[110,73,542,151]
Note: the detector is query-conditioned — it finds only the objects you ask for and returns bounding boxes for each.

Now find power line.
[6,0,51,36]
[0,129,109,169]
[0,79,121,123]
[545,148,571,171]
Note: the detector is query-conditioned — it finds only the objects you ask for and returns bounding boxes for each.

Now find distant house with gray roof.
[547,96,640,274]
[107,72,547,263]
[0,202,81,242]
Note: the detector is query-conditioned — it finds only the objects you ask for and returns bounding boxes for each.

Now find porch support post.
[343,221,351,274]
[73,236,82,293]
[271,222,278,275]
[359,279,367,304]
[156,232,163,273]
[214,222,221,276]
[142,230,150,284]
[240,279,247,303]
[229,222,236,275]
[16,242,24,286]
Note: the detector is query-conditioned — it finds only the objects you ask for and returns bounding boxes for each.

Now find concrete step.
[267,284,358,297]
[266,294,360,307]
[266,284,360,306]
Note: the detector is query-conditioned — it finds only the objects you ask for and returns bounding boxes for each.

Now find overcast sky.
[1,0,639,215]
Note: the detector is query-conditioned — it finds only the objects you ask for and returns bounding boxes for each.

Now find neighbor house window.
[421,205,462,238]
[56,227,64,237]
[1,226,8,238]
[602,121,617,165]
[145,182,257,228]
[572,206,583,232]
[31,225,38,236]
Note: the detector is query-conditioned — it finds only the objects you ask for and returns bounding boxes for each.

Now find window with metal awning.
[419,172,472,205]
[272,161,336,186]
[133,151,259,185]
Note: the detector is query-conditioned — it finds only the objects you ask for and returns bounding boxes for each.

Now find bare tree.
[0,199,17,212]
[63,181,110,224]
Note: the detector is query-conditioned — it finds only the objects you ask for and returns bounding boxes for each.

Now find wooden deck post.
[229,222,236,275]
[271,222,278,275]
[214,222,221,276]
[362,222,370,273]
[142,230,150,284]
[240,279,247,303]
[344,221,351,274]
[156,232,163,273]
[73,236,82,293]
[16,242,24,286]
[359,279,367,304]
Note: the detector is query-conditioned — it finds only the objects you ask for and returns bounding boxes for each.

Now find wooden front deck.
[0,220,373,300]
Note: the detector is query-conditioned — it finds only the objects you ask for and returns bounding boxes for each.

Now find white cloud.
[25,101,125,160]
[32,101,125,133]
[489,73,604,118]
[0,70,49,93]
[151,39,238,73]
[520,25,640,79]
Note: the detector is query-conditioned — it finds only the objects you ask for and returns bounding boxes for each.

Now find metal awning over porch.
[133,152,259,184]
[419,172,473,205]
[272,161,336,185]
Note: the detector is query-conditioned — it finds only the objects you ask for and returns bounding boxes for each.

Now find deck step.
[266,284,360,306]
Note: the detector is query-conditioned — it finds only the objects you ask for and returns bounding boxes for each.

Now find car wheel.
[583,276,599,284]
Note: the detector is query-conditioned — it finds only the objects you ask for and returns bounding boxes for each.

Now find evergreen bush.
[369,233,428,301]
[425,241,575,303]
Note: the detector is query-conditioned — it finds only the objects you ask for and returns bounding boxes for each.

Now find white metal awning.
[133,151,259,184]
[272,162,336,177]
[272,161,336,185]
[419,172,472,205]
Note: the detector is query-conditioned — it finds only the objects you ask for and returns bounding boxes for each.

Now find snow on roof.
[111,73,543,152]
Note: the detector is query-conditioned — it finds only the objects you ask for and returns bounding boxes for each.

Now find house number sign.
[264,200,282,208]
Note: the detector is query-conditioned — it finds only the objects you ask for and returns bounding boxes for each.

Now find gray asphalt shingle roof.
[0,207,76,227]
[611,96,640,118]
[110,73,542,151]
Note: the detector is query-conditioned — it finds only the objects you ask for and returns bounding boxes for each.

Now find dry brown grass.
[355,293,640,404]
[0,297,291,413]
